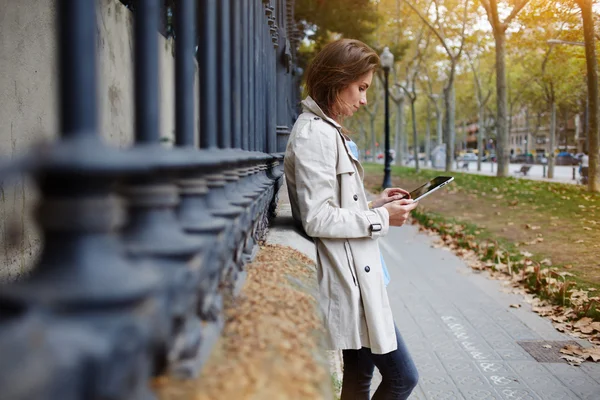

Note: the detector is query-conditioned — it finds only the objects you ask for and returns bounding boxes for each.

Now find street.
[376,160,584,185]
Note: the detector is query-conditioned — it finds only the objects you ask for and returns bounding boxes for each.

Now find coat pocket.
[344,240,358,286]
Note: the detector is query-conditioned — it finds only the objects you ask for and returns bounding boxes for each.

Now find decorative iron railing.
[0,0,301,398]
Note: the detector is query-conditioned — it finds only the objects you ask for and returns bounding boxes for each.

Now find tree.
[573,0,599,192]
[421,63,444,149]
[402,0,470,171]
[508,0,586,179]
[478,0,532,177]
[294,0,381,71]
[464,35,495,171]
[395,30,431,172]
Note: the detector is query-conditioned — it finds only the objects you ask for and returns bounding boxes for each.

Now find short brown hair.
[305,39,379,118]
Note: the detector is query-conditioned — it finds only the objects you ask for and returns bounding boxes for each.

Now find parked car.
[535,154,548,164]
[482,152,497,162]
[459,153,478,162]
[556,152,580,166]
[511,153,534,164]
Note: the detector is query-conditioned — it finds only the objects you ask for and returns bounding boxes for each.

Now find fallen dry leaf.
[560,354,584,366]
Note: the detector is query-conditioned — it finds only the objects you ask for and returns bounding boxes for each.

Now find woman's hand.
[371,187,410,209]
[383,198,418,227]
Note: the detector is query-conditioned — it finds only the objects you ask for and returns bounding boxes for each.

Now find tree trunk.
[494,31,509,177]
[578,0,599,192]
[370,116,376,161]
[425,101,431,167]
[436,104,443,147]
[395,96,406,166]
[477,103,485,171]
[403,117,409,164]
[548,100,556,179]
[525,109,529,155]
[359,120,367,160]
[411,99,419,172]
[443,76,456,172]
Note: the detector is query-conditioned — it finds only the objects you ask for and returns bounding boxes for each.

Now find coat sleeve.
[290,120,389,239]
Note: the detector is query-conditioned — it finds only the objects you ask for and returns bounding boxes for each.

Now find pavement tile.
[485,374,527,390]
[450,374,490,388]
[469,319,499,330]
[476,362,514,376]
[486,340,521,350]
[469,350,503,362]
[412,350,439,365]
[476,327,514,337]
[572,386,600,400]
[579,362,600,384]
[555,374,600,399]
[442,360,479,375]
[544,363,589,377]
[523,386,579,400]
[415,360,447,376]
[507,361,549,376]
[496,348,536,361]
[459,387,502,400]
[420,374,458,389]
[431,341,463,352]
[494,388,541,400]
[435,348,471,362]
[423,388,463,400]
[520,373,570,388]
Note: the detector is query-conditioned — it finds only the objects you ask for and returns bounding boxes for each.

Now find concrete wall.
[0,0,194,280]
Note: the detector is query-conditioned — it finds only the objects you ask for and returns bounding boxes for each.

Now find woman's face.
[335,70,374,119]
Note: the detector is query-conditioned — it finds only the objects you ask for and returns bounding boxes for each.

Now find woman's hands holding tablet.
[371,187,411,208]
[383,197,418,227]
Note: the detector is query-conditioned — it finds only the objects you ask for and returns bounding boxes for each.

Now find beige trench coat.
[284,96,397,354]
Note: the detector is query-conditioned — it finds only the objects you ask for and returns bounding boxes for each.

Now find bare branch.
[389,87,404,103]
[432,0,448,47]
[395,82,415,101]
[504,0,531,27]
[401,0,454,57]
[483,89,493,105]
[479,0,491,13]
[455,0,471,60]
[465,51,482,96]
[489,0,502,30]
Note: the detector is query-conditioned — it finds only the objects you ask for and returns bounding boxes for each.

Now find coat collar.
[301,96,360,165]
[301,96,342,129]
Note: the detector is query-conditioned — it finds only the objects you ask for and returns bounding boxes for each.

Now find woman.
[284,39,419,399]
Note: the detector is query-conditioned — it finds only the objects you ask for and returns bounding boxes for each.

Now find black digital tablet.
[403,176,454,201]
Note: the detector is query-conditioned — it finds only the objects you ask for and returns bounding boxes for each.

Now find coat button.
[353,194,358,201]
[364,266,370,273]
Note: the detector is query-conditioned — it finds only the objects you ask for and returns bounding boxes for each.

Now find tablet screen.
[408,176,454,201]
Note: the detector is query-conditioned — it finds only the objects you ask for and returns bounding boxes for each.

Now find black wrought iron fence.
[0,0,301,398]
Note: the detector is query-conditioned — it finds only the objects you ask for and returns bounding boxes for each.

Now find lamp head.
[380,47,394,71]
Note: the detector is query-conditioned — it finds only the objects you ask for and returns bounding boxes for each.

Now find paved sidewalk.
[380,224,600,400]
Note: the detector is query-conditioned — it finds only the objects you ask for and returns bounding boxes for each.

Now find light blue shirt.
[346,139,391,286]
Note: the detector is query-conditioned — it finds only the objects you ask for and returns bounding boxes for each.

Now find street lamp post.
[381,47,394,189]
